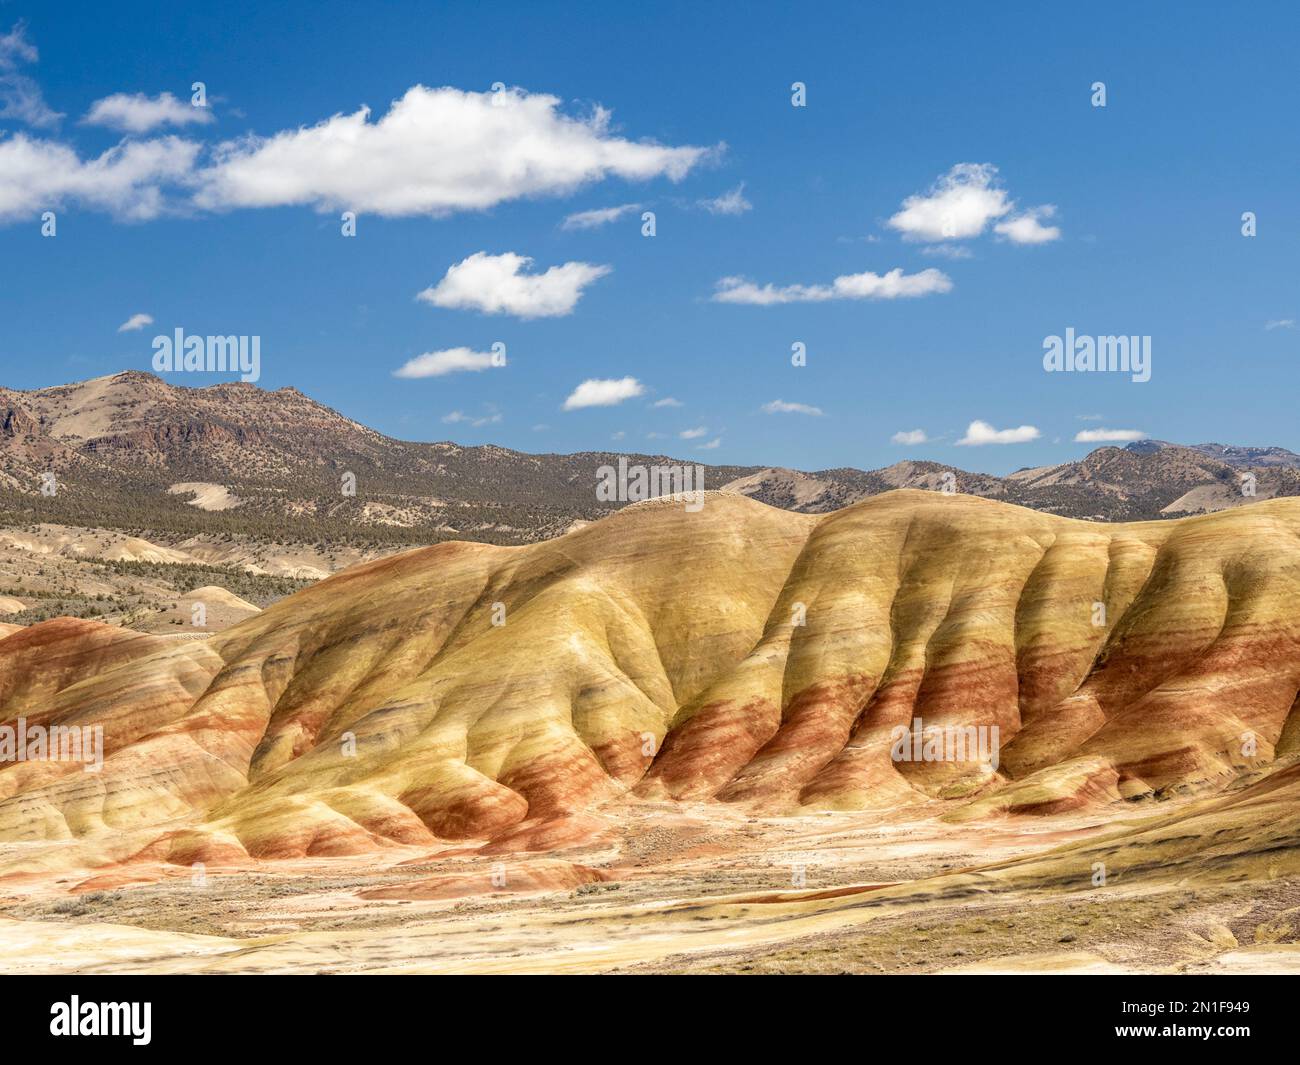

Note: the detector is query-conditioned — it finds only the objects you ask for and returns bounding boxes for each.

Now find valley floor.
[3,797,1298,975]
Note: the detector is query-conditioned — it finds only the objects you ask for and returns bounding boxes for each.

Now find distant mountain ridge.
[2,372,1298,545]
[1124,438,1300,468]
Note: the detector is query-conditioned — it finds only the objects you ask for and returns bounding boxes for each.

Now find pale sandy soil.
[2,800,1296,975]
[1160,483,1278,514]
[167,482,244,511]
[0,523,397,630]
[135,585,260,634]
[0,522,389,580]
[0,526,191,564]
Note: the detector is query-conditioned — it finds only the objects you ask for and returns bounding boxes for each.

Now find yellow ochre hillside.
[3,489,1300,870]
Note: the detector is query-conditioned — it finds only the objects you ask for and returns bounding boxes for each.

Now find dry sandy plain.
[3,795,1299,974]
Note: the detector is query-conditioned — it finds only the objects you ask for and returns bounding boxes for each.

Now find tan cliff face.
[2,489,1300,873]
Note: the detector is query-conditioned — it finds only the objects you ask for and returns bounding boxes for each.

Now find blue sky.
[2,1,1298,474]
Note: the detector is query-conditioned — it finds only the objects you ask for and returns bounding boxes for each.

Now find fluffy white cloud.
[679,426,708,438]
[1074,428,1147,443]
[84,92,214,134]
[888,163,1010,241]
[698,437,722,450]
[562,202,640,230]
[563,376,644,410]
[713,267,951,305]
[419,251,610,318]
[0,133,200,221]
[888,163,1060,245]
[0,22,61,129]
[698,183,751,215]
[195,86,712,216]
[117,312,153,332]
[0,81,713,226]
[762,399,824,416]
[891,428,928,445]
[651,397,682,408]
[0,81,714,226]
[956,419,1040,446]
[393,346,504,378]
[1265,318,1296,331]
[994,204,1060,245]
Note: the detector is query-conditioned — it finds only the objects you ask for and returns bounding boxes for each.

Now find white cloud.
[698,182,751,215]
[0,80,717,227]
[393,346,503,378]
[994,204,1060,245]
[713,267,951,305]
[651,397,682,408]
[1074,428,1147,443]
[698,437,722,450]
[679,426,708,439]
[0,55,199,220]
[611,430,626,440]
[195,85,712,216]
[418,251,610,318]
[956,419,1040,445]
[117,312,153,332]
[0,74,61,128]
[891,428,928,445]
[0,22,61,129]
[920,243,973,260]
[443,408,501,427]
[0,23,37,67]
[762,399,825,416]
[1265,318,1296,331]
[888,163,1010,242]
[84,92,214,134]
[561,202,640,230]
[563,376,644,410]
[0,133,201,221]
[888,163,1059,245]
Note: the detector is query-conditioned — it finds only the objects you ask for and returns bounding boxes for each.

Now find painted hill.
[3,489,1299,879]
